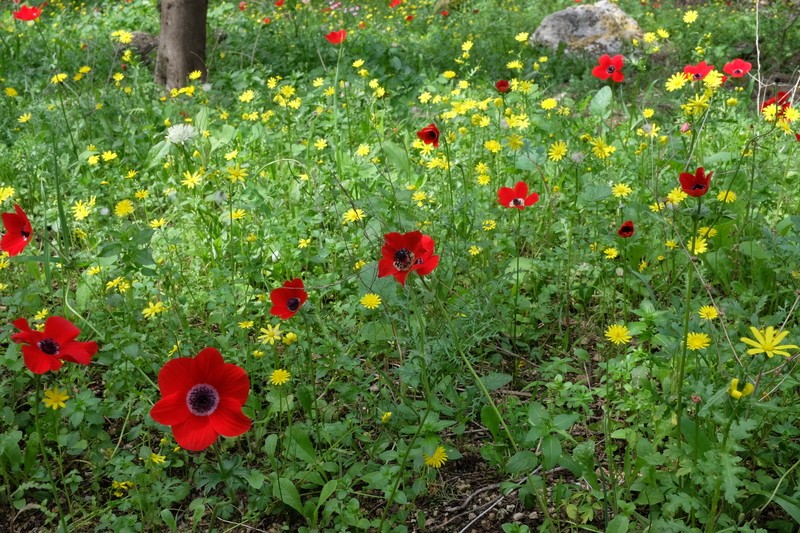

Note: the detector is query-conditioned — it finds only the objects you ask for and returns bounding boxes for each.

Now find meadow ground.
[1,0,800,531]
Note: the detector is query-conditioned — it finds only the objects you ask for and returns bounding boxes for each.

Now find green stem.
[34,376,70,532]
[674,197,702,432]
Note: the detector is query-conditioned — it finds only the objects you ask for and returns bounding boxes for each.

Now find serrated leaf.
[247,469,266,490]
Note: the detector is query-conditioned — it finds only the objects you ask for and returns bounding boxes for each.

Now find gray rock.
[531,0,642,56]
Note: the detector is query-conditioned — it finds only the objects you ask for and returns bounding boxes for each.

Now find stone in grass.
[531,0,642,56]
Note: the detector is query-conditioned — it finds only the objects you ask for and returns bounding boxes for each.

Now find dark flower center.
[186,383,220,416]
[691,183,706,191]
[606,65,616,74]
[510,198,525,207]
[38,339,59,355]
[733,69,742,75]
[21,230,30,239]
[692,73,702,80]
[286,297,301,312]
[393,248,415,271]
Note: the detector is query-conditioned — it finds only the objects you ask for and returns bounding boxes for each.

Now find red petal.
[150,393,192,426]
[414,254,440,276]
[59,341,98,365]
[44,316,81,345]
[210,397,251,437]
[525,192,540,206]
[497,187,515,206]
[212,363,250,405]
[22,345,62,374]
[158,356,201,396]
[171,415,219,451]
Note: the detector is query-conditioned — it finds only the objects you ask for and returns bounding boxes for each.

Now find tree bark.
[155,0,208,89]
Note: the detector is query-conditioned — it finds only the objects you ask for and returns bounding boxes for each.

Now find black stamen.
[286,297,301,312]
[38,339,59,355]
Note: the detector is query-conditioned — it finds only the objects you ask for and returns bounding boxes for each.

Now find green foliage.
[1,0,799,531]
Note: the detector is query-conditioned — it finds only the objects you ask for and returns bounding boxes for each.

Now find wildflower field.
[2,0,800,531]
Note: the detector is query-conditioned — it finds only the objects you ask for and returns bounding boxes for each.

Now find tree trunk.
[155,0,208,89]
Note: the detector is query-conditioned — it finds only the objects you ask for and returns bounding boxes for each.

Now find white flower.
[165,124,197,146]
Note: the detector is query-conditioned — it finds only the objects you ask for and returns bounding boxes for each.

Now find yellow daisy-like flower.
[484,140,502,153]
[381,411,392,424]
[258,324,283,345]
[506,60,523,70]
[102,151,118,162]
[697,226,717,238]
[683,10,698,24]
[547,141,567,162]
[51,73,68,85]
[149,218,166,229]
[482,219,496,231]
[355,144,370,157]
[642,108,655,118]
[360,293,382,310]
[181,170,202,189]
[611,183,633,198]
[18,113,32,124]
[282,332,298,345]
[342,208,365,224]
[665,72,689,92]
[605,324,631,345]
[142,301,167,319]
[423,446,448,469]
[114,199,134,217]
[540,98,557,110]
[468,245,482,256]
[717,190,736,203]
[149,453,166,465]
[728,378,754,400]
[603,247,618,260]
[681,93,710,117]
[589,137,616,160]
[667,187,688,205]
[298,238,311,249]
[686,332,711,351]
[42,387,70,410]
[698,305,719,320]
[269,369,291,386]
[226,164,248,183]
[239,89,255,103]
[740,326,799,358]
[688,237,708,255]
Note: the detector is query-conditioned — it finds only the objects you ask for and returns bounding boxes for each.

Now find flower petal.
[171,415,219,451]
[150,393,192,426]
[210,397,251,437]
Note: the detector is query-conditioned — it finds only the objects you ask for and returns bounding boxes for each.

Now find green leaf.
[679,415,710,455]
[360,322,394,343]
[481,404,500,438]
[317,479,337,510]
[590,86,612,116]
[273,477,304,515]
[739,240,770,260]
[606,515,629,533]
[506,451,538,475]
[480,373,512,392]
[146,140,171,169]
[754,491,800,524]
[382,141,410,176]
[160,509,177,529]
[552,413,579,431]
[263,434,278,456]
[286,426,317,463]
[541,434,561,470]
[247,469,266,490]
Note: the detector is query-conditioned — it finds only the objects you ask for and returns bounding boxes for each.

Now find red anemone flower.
[497,181,540,210]
[679,167,712,197]
[325,29,347,45]
[378,231,440,286]
[796,133,800,143]
[1,204,33,256]
[495,79,510,93]
[275,0,284,6]
[389,0,402,7]
[761,92,791,119]
[405,15,414,21]
[238,1,246,10]
[684,61,714,81]
[591,54,624,82]
[617,220,635,238]
[417,123,440,147]
[13,4,41,21]
[723,59,751,78]
[270,278,308,319]
[11,316,98,374]
[150,347,251,451]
